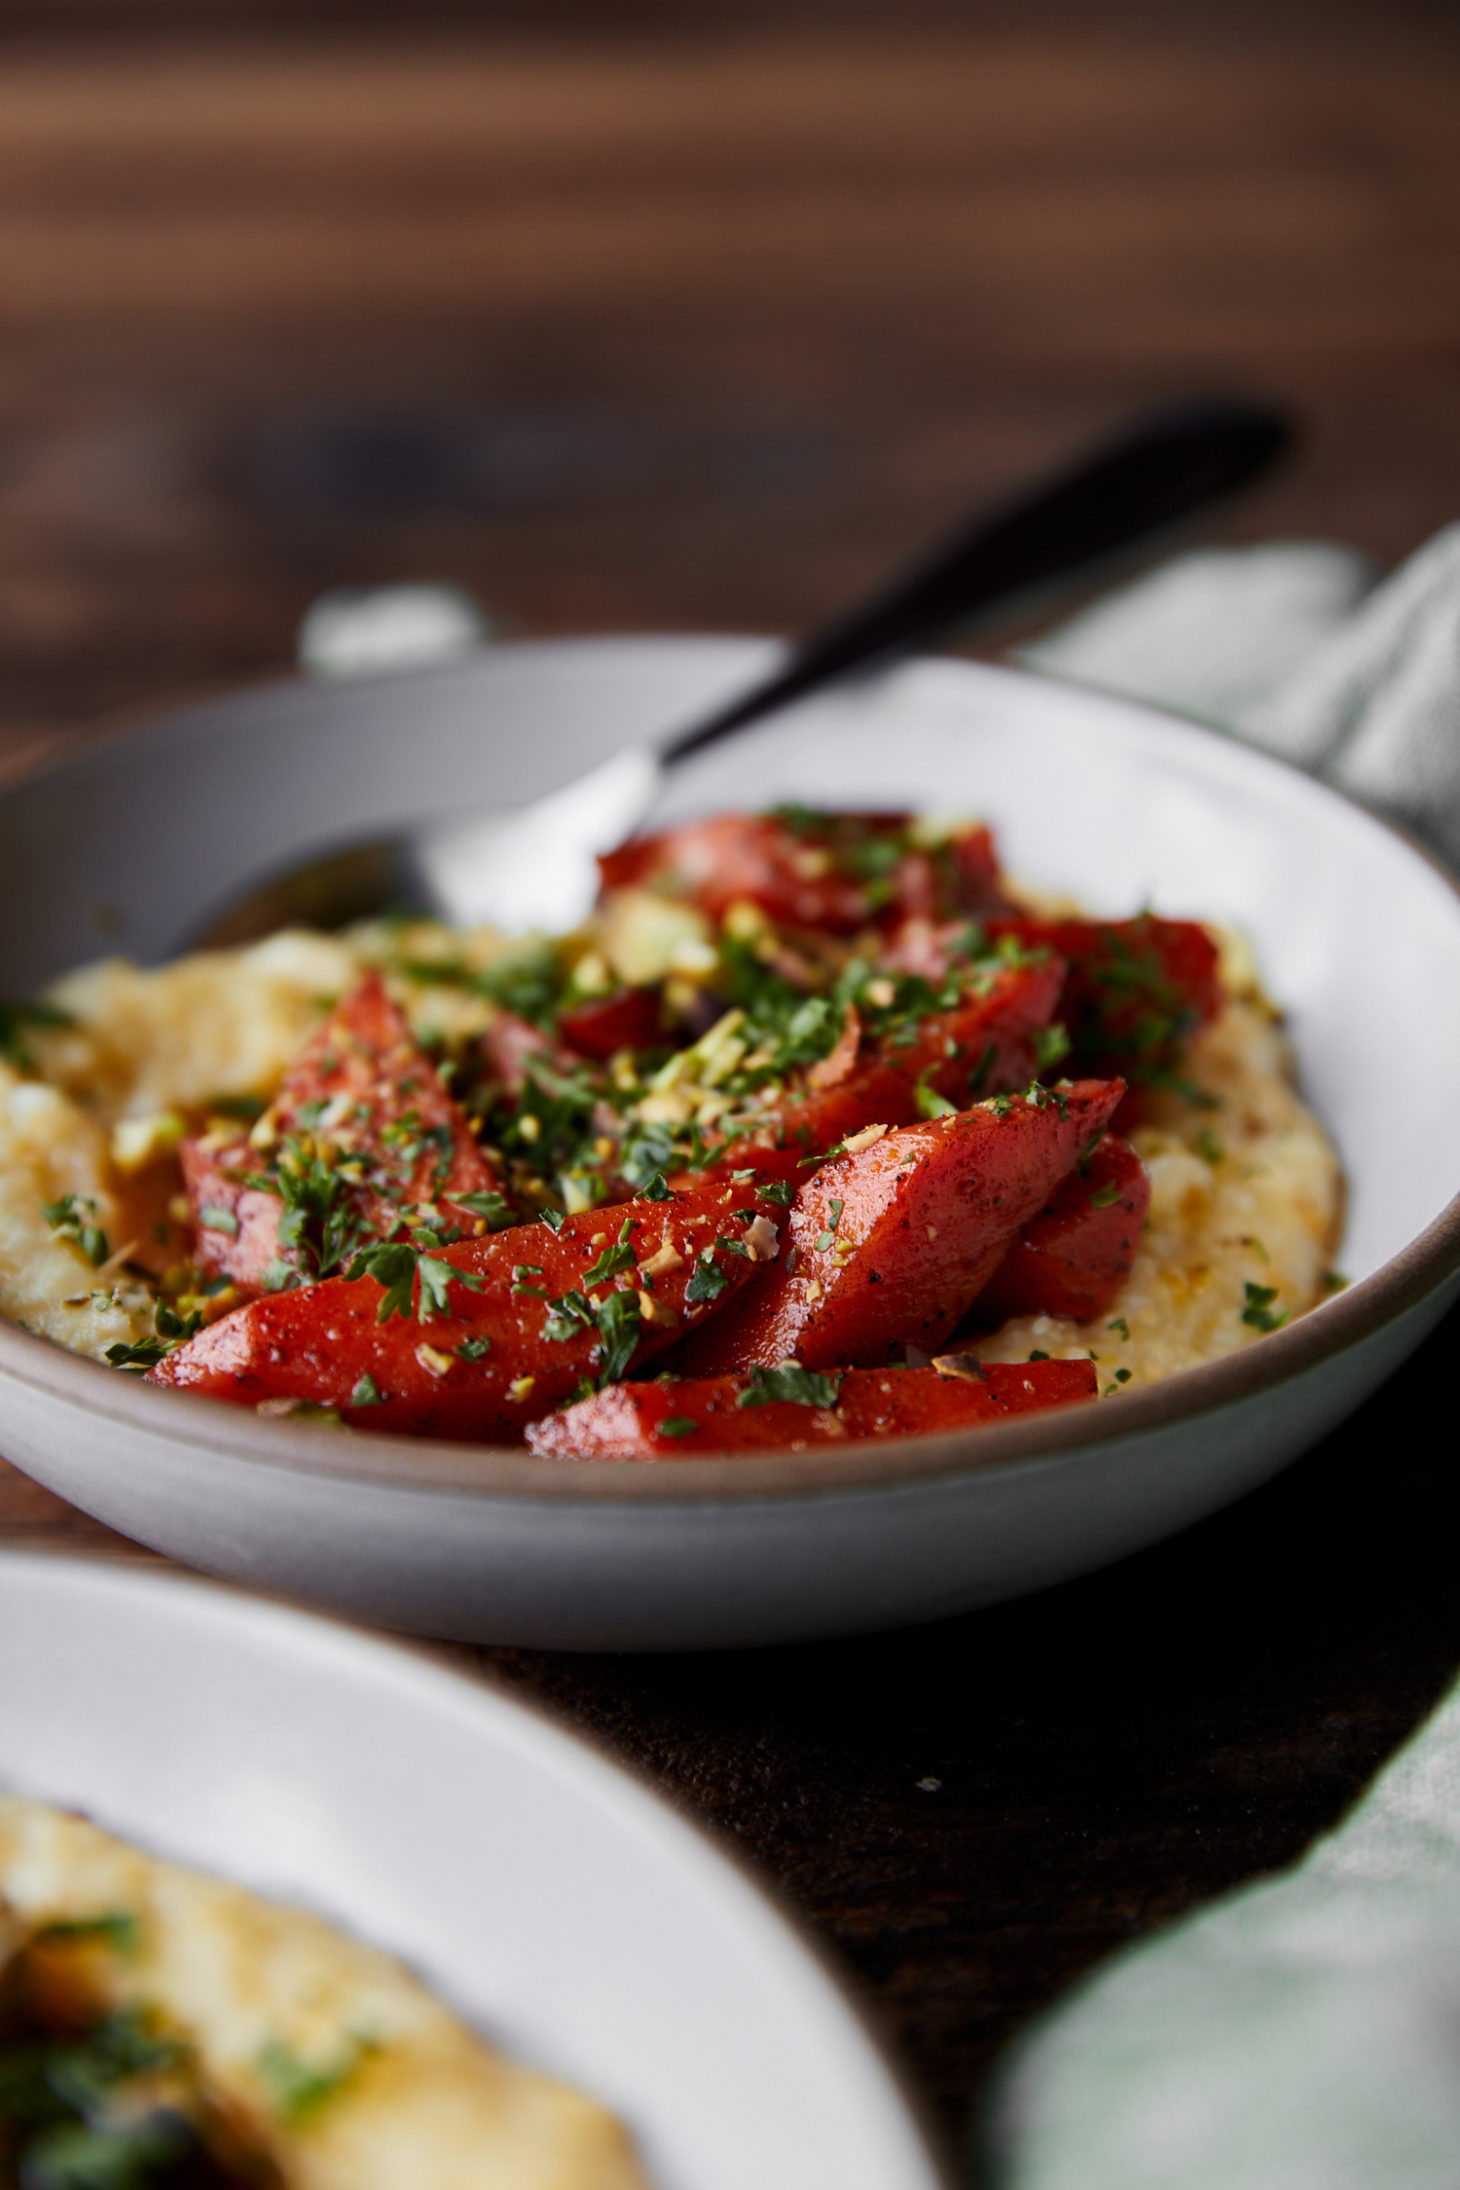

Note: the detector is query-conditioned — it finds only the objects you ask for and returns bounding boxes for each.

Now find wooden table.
[3,13,1460,2159]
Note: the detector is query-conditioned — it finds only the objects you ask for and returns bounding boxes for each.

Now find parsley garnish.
[1032,1022,1071,1072]
[582,1219,636,1288]
[458,1335,492,1360]
[755,1178,795,1206]
[685,1250,728,1303]
[345,1242,486,1322]
[247,1134,368,1281]
[350,1373,382,1407]
[43,1194,110,1267]
[1241,1282,1286,1332]
[473,939,567,1028]
[197,1203,240,1235]
[0,998,72,1071]
[36,1910,140,1956]
[456,1189,517,1231]
[592,1288,642,1384]
[640,1170,672,1201]
[257,2036,372,2125]
[208,1091,266,1121]
[542,1289,595,1343]
[105,1300,202,1371]
[737,1363,842,1409]
[658,1416,698,1438]
[504,1060,600,1175]
[1088,1179,1122,1209]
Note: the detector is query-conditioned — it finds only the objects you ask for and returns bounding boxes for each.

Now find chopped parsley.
[349,1373,382,1407]
[542,1289,595,1343]
[755,1177,795,1206]
[456,1189,517,1231]
[345,1241,486,1322]
[1241,1281,1286,1332]
[458,1334,492,1360]
[43,1195,109,1267]
[1032,1021,1071,1072]
[1088,1179,1123,1209]
[501,1060,600,1176]
[658,1416,698,1438]
[257,2035,372,2125]
[736,1363,842,1410]
[582,1219,636,1288]
[472,939,568,1028]
[35,1910,140,1957]
[0,998,72,1071]
[685,1250,728,1303]
[0,2008,190,2182]
[105,1300,201,1372]
[243,1134,368,1282]
[592,1287,642,1384]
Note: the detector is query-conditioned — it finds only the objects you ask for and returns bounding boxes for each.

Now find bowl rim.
[2,647,1459,1508]
[0,1549,958,2189]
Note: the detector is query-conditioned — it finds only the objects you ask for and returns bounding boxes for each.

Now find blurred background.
[1,0,1458,784]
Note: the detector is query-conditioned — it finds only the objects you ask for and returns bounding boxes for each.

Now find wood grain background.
[2,7,1460,2162]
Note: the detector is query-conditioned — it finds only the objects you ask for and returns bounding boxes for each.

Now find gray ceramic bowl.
[2,641,1458,1649]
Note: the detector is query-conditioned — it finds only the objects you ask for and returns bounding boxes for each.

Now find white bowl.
[2,640,1458,1648]
[0,1552,949,2190]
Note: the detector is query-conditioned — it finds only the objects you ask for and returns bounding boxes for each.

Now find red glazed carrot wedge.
[975,1133,1150,1325]
[986,915,1222,1098]
[146,1174,778,1441]
[528,1358,1098,1458]
[180,972,503,1298]
[672,1059,920,1196]
[675,960,1065,1194]
[878,958,1065,1108]
[676,1079,1125,1375]
[597,811,1015,934]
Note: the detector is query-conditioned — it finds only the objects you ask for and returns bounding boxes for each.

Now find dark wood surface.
[3,13,1460,2165]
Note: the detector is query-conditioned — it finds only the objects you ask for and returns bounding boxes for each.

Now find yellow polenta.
[0,1794,647,2190]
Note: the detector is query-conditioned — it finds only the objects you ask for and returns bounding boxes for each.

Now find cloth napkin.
[1018,524,1460,869]
[986,1679,1460,2190]
[986,527,1460,2190]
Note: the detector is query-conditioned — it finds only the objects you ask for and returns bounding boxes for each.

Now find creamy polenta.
[0,1793,646,2190]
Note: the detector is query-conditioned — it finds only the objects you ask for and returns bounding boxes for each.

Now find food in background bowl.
[0,1793,645,2188]
[0,807,1341,1455]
